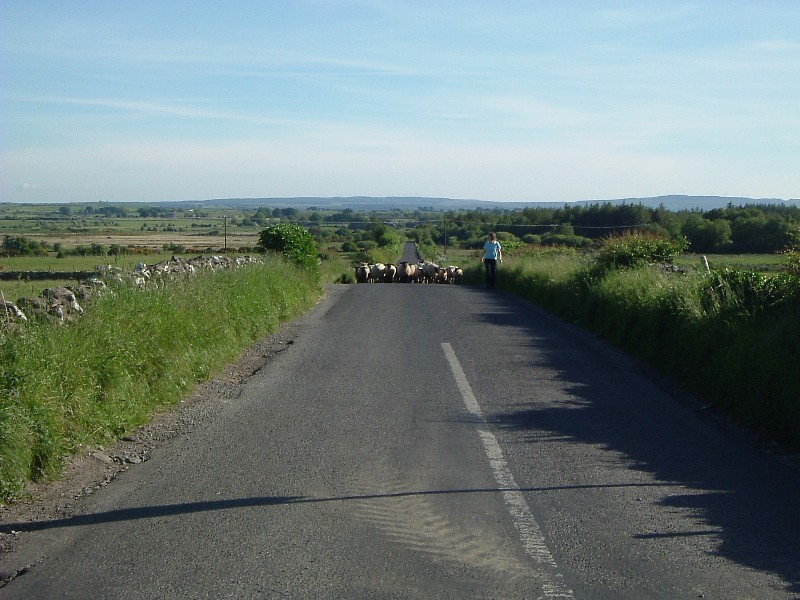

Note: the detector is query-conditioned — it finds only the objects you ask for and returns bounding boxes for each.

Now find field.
[1,205,262,252]
[676,253,787,272]
[1,202,267,299]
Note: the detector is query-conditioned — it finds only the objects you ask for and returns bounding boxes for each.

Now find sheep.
[411,263,426,283]
[369,263,386,283]
[446,266,464,284]
[355,263,370,283]
[397,261,417,283]
[422,262,440,283]
[384,263,397,283]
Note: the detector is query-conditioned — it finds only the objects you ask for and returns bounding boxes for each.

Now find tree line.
[298,203,800,255]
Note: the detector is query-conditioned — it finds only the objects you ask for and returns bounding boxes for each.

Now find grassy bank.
[466,249,800,451]
[0,259,322,502]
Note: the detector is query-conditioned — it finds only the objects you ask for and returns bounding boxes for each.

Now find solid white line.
[442,342,574,599]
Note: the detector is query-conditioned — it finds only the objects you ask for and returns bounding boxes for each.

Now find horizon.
[2,2,799,204]
[3,193,798,209]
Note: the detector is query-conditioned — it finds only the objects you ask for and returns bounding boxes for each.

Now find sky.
[1,1,799,204]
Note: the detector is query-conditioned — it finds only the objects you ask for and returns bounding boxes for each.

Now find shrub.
[357,240,378,252]
[540,233,592,248]
[258,224,319,271]
[594,232,688,271]
[701,269,800,318]
[1,235,49,257]
[785,249,800,275]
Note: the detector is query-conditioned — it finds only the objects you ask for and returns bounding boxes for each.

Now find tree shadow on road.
[471,290,800,595]
[1,484,676,535]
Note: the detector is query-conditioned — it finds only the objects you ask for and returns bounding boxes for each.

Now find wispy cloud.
[2,1,798,202]
[8,95,317,128]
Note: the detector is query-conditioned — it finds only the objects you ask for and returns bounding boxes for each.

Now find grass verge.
[0,258,322,502]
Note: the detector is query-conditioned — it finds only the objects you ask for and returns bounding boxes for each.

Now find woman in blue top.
[482,232,503,289]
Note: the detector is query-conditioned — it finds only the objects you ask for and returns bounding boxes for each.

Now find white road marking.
[442,342,575,599]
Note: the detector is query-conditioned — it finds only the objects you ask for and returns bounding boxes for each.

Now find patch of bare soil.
[0,321,300,582]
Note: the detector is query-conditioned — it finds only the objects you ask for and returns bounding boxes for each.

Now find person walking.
[482,232,503,288]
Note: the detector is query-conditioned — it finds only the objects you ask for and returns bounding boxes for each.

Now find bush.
[357,240,378,252]
[258,224,319,272]
[1,235,49,257]
[785,250,800,275]
[701,269,800,318]
[594,232,688,271]
[540,233,592,248]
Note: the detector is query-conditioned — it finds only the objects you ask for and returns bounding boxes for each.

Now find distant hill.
[172,195,800,212]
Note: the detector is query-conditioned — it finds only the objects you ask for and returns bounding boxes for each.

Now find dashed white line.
[442,342,574,599]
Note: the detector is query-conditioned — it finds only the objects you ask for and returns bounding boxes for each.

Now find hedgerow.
[464,247,800,450]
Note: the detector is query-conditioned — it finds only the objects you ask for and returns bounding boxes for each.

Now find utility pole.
[443,217,448,261]
[223,215,228,253]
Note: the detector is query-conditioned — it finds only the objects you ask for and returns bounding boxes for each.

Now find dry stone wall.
[1,255,262,332]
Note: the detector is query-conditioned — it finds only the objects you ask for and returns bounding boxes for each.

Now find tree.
[1,235,49,257]
[732,216,789,253]
[258,224,318,271]
[681,214,732,253]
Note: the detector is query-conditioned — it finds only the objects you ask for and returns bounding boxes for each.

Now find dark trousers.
[484,259,497,288]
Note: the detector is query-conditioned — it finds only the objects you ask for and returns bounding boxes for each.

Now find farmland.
[1,203,264,298]
[1,200,799,501]
[0,202,261,252]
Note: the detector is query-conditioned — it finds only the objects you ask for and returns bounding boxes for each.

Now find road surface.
[1,281,798,598]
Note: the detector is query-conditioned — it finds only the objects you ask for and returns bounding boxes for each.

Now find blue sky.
[2,1,799,203]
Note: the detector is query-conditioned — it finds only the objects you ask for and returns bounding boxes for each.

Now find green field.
[676,253,787,272]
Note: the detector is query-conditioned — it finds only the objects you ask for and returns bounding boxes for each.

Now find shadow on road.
[470,290,800,594]
[1,484,677,534]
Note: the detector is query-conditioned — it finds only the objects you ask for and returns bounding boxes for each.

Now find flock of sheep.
[1,254,262,331]
[354,261,464,284]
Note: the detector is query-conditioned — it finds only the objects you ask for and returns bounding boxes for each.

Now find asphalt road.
[1,281,798,599]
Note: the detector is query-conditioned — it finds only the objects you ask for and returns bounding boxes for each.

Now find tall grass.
[466,250,800,451]
[0,258,322,502]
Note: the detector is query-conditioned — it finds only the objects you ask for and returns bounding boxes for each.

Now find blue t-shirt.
[483,240,502,260]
